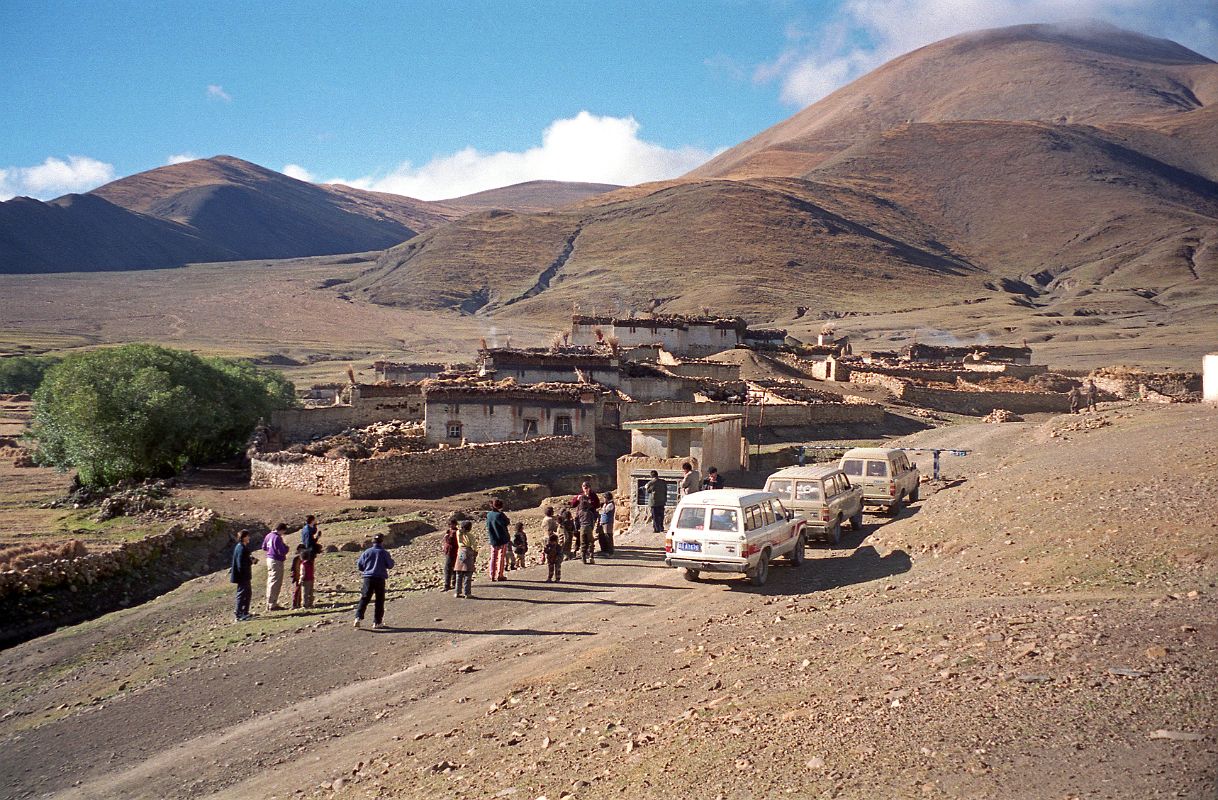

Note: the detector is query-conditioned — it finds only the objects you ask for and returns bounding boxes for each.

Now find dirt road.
[2,404,1215,799]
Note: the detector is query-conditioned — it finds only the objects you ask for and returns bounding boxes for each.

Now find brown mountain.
[690,22,1216,180]
[0,193,233,274]
[442,180,622,213]
[89,156,433,261]
[355,23,1218,342]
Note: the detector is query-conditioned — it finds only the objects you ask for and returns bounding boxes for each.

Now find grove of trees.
[29,344,296,486]
[0,355,61,393]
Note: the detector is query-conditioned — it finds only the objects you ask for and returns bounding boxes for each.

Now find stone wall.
[0,510,240,648]
[851,371,1068,414]
[251,436,596,499]
[250,453,351,495]
[619,400,883,427]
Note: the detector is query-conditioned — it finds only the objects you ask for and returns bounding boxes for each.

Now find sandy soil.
[0,404,1215,799]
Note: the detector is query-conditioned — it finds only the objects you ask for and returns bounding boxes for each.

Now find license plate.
[677,541,702,552]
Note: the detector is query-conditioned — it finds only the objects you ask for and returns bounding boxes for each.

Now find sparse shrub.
[29,344,296,487]
[0,354,61,393]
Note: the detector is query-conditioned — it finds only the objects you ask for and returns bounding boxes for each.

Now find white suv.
[664,489,807,586]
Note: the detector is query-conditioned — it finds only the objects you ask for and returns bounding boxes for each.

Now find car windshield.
[866,460,889,478]
[675,507,706,530]
[709,508,740,532]
[842,459,862,476]
[767,479,793,500]
[794,481,821,501]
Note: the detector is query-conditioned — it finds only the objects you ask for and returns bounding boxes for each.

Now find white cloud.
[282,163,316,182]
[324,111,721,200]
[206,84,232,102]
[0,155,116,201]
[166,153,198,165]
[757,0,1218,106]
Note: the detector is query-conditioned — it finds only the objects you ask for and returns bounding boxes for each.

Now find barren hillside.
[689,22,1216,180]
[443,180,622,213]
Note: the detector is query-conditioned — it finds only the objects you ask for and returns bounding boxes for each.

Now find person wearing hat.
[353,533,395,629]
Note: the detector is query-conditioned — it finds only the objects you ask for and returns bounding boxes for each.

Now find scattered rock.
[1147,729,1204,742]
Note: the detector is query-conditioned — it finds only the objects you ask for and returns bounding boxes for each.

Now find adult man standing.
[679,462,701,497]
[300,514,320,554]
[230,529,254,622]
[1067,385,1082,415]
[1084,379,1098,412]
[645,470,668,533]
[570,481,601,564]
[354,533,395,629]
[262,523,290,611]
[486,499,511,581]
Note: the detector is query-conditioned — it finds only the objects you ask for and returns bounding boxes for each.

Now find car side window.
[843,459,862,477]
[744,505,761,531]
[866,460,888,478]
[773,499,788,519]
[761,501,774,526]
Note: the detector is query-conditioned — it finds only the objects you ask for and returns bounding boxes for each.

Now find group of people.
[438,482,618,595]
[1067,379,1099,414]
[643,463,724,532]
[229,469,715,627]
[229,515,323,622]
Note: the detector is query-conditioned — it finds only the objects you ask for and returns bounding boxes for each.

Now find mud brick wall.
[271,385,424,443]
[348,436,595,499]
[900,384,1070,414]
[250,454,352,496]
[619,401,883,427]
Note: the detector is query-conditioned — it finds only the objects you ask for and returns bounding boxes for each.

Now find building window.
[486,404,494,415]
[446,421,463,440]
[554,415,573,435]
[445,403,460,415]
[523,419,539,436]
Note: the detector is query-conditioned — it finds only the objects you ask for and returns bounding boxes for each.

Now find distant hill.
[442,180,622,213]
[355,22,1218,334]
[0,157,627,273]
[0,193,232,274]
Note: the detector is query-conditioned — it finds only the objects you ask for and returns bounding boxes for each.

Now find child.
[290,544,305,610]
[598,491,616,556]
[540,507,558,565]
[511,522,528,569]
[453,520,477,598]
[440,518,459,592]
[543,533,563,582]
[558,508,577,556]
[300,542,316,608]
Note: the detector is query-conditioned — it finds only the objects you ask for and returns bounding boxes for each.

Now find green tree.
[29,344,296,486]
[0,355,61,393]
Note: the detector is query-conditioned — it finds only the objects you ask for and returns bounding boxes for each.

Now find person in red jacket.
[440,518,459,592]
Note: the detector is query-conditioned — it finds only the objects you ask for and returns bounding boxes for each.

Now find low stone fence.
[0,509,241,648]
[850,363,1047,383]
[850,371,1068,414]
[618,400,883,427]
[252,436,596,499]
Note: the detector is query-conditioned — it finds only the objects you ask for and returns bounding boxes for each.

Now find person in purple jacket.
[262,523,290,611]
[354,533,395,629]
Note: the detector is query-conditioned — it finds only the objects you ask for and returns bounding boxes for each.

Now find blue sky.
[2,0,1215,200]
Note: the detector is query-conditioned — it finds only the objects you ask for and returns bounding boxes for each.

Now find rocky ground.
[0,403,1215,799]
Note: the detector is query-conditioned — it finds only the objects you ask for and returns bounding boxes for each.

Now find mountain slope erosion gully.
[1,404,1215,799]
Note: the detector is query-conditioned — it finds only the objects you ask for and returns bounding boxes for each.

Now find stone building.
[904,343,1033,365]
[422,382,598,448]
[478,347,704,403]
[621,413,745,472]
[373,361,474,383]
[270,383,424,443]
[570,314,786,358]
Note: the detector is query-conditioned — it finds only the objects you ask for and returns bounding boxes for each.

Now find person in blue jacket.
[230,530,254,622]
[354,533,395,629]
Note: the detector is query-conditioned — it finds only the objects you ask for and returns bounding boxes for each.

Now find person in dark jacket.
[300,514,320,555]
[440,517,459,592]
[569,482,601,564]
[486,499,511,581]
[354,533,395,629]
[645,471,668,533]
[701,467,724,491]
[230,530,254,621]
